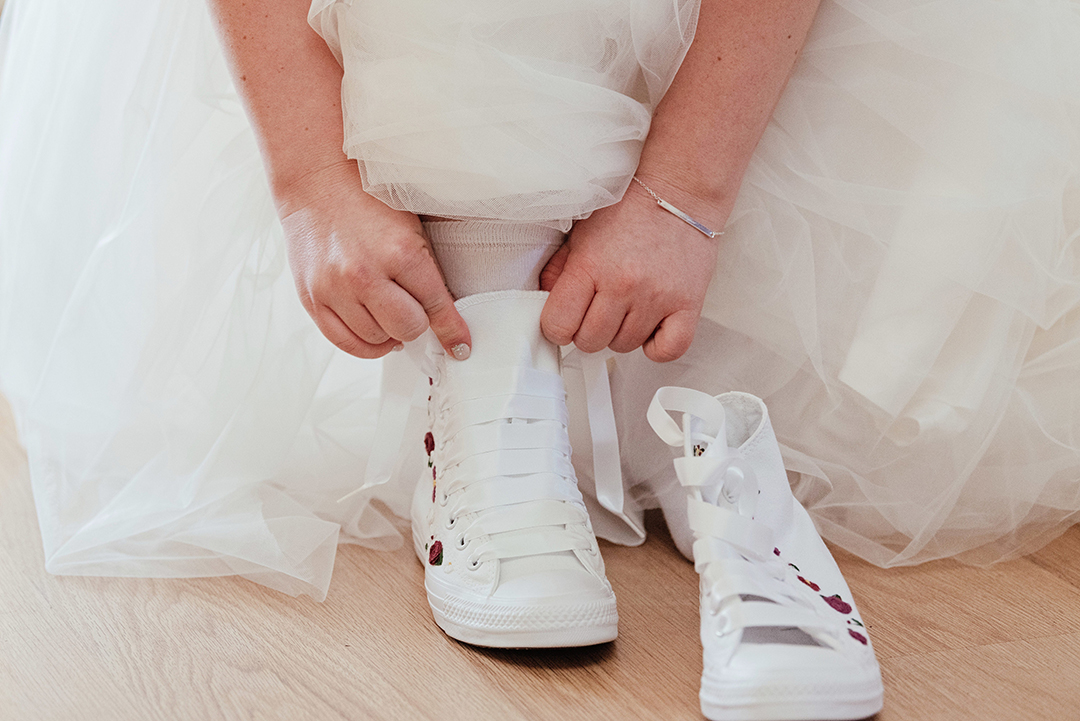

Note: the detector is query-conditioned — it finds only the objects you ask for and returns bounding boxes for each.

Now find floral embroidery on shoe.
[429,540,444,566]
[424,432,435,455]
[797,575,820,592]
[788,562,800,572]
[848,629,868,645]
[822,594,852,614]
[848,618,865,627]
[693,444,706,457]
[773,548,781,556]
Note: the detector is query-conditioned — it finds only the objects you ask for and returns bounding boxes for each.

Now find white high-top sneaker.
[648,387,884,721]
[411,290,617,648]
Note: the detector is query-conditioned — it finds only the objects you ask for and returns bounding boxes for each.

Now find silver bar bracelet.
[632,176,723,239]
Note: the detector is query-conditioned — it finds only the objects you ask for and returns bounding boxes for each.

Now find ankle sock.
[423,220,565,298]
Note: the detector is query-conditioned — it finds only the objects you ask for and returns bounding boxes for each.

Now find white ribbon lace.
[647,387,840,644]
[338,334,633,552]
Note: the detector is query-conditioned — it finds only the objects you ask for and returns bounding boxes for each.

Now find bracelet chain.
[631,176,724,239]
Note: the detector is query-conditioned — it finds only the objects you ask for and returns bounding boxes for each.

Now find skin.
[207,0,821,362]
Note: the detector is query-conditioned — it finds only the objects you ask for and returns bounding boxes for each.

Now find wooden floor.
[3,394,1079,721]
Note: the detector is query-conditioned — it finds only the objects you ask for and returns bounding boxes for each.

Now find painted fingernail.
[392,344,405,352]
[450,343,471,361]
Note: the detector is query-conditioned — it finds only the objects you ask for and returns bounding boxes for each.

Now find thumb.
[424,289,472,360]
[643,310,697,363]
[540,243,570,292]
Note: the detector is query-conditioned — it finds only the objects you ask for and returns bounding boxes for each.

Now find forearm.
[207,0,351,213]
[637,0,822,227]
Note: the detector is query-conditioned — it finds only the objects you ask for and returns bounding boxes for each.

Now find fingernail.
[392,344,404,352]
[450,343,471,361]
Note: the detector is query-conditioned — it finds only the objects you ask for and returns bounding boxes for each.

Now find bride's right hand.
[277,162,471,360]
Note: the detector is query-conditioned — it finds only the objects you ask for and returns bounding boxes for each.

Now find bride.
[1,0,1077,600]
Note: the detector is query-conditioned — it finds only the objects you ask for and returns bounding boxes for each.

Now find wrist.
[271,158,366,220]
[628,164,735,234]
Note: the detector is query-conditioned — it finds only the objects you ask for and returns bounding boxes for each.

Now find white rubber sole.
[412,529,618,649]
[700,677,884,721]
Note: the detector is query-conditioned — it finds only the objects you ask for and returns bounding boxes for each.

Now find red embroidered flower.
[773,548,781,556]
[797,576,820,592]
[429,540,443,566]
[848,629,868,645]
[822,594,852,614]
[424,432,435,455]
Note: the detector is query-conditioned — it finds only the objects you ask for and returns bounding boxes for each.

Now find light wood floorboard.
[2,395,1078,721]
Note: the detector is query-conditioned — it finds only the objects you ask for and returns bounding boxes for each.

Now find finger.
[643,309,698,363]
[393,251,472,360]
[539,243,570,292]
[365,280,431,343]
[336,301,392,346]
[609,307,663,354]
[540,265,595,346]
[316,305,401,359]
[573,294,629,353]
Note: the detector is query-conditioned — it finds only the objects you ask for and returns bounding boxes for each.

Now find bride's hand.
[539,178,720,362]
[279,163,471,359]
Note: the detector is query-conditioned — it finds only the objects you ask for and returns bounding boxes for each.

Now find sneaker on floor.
[648,387,884,721]
[411,290,617,648]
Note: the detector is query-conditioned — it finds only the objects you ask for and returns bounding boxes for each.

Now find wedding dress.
[0,0,1077,599]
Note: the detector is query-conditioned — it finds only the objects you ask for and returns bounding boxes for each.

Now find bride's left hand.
[539,181,720,362]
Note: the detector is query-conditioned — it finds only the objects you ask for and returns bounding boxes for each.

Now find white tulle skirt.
[1,0,1078,600]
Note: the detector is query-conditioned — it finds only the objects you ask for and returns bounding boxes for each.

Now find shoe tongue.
[454,292,559,374]
[687,404,726,446]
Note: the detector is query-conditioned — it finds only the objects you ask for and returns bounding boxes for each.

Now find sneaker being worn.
[648,387,884,721]
[411,290,617,648]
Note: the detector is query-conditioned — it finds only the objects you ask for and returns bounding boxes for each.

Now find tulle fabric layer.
[682,0,1080,566]
[1,0,1078,601]
[308,0,699,224]
[0,2,409,599]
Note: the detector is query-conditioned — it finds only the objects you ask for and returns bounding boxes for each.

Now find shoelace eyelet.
[444,516,457,530]
[467,555,480,569]
[455,534,468,550]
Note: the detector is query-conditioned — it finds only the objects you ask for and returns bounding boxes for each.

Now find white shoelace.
[342,338,638,543]
[648,387,839,644]
[428,364,595,568]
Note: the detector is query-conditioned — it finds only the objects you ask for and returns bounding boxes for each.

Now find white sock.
[424,220,565,299]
